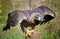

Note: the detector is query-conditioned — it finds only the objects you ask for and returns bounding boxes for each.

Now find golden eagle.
[3,6,56,36]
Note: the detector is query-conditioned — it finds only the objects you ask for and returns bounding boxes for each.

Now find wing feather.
[8,11,27,26]
[3,10,27,31]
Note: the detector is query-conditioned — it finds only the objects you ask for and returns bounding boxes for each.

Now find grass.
[0,0,60,39]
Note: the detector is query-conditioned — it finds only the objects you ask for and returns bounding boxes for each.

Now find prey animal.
[3,6,56,36]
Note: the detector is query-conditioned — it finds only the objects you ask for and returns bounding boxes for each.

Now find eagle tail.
[3,23,10,31]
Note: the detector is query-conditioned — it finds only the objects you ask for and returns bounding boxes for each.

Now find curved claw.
[34,29,38,32]
[25,30,35,36]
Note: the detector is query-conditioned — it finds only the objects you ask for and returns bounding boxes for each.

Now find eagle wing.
[3,10,27,31]
[39,6,56,24]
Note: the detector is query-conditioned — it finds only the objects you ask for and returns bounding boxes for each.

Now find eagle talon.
[34,29,38,32]
[25,30,35,36]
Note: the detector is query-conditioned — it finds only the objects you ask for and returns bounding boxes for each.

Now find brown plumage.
[3,6,56,36]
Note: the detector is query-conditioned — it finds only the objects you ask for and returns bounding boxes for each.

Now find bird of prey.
[3,6,56,36]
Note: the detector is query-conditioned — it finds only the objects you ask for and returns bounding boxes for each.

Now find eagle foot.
[25,29,38,36]
[25,30,35,36]
[34,29,38,32]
